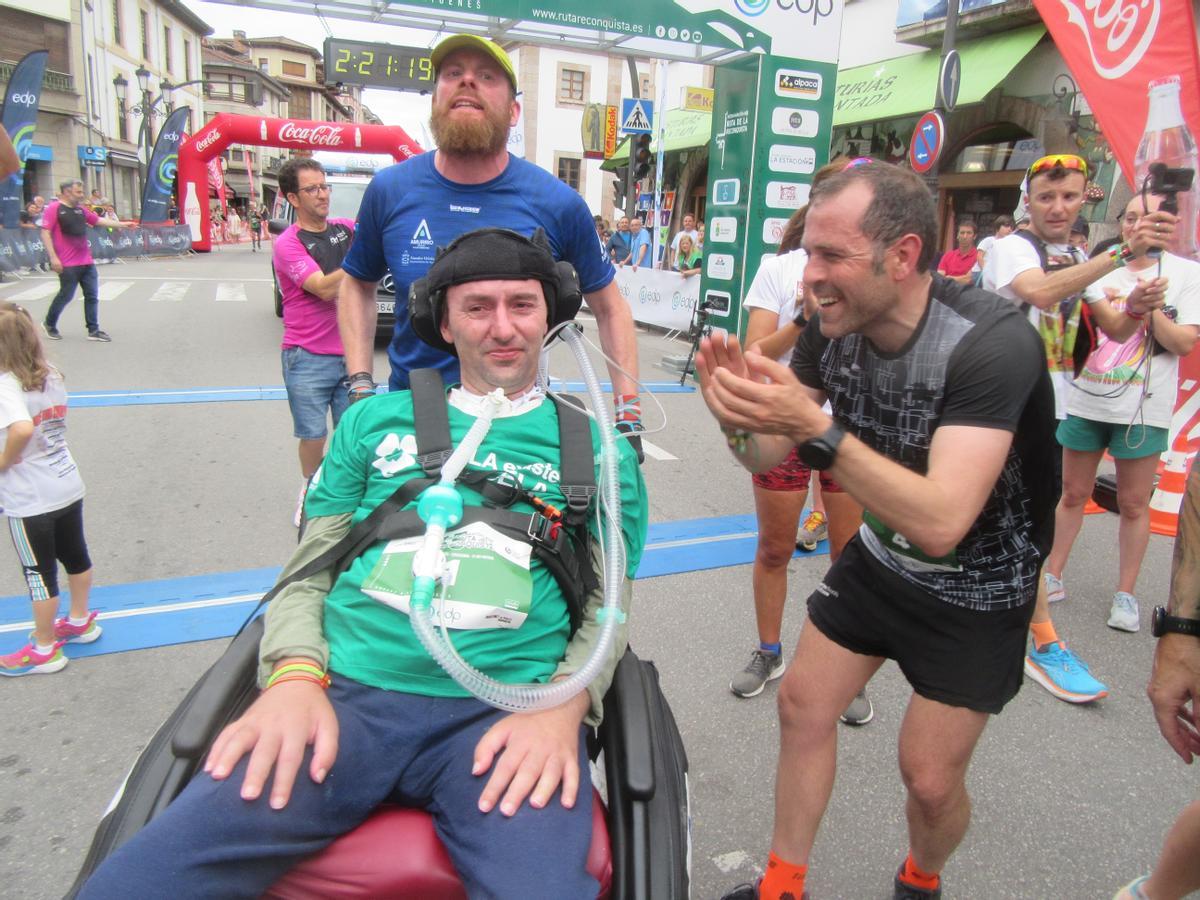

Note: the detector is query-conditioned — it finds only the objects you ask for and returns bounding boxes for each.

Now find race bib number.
[863,510,962,573]
[361,521,533,629]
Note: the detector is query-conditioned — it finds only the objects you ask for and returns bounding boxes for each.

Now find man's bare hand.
[1127,209,1176,258]
[1148,633,1200,764]
[204,680,339,810]
[49,258,63,274]
[1123,277,1169,317]
[472,699,587,817]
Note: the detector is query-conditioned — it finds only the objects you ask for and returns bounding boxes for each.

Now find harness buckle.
[417,449,453,478]
[526,513,560,548]
[560,485,597,522]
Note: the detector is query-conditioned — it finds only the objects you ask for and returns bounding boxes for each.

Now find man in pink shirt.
[40,180,127,342]
[272,158,356,526]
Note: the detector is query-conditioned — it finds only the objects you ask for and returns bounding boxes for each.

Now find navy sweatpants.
[79,677,597,899]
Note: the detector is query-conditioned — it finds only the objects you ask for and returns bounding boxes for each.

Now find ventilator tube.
[408,325,626,712]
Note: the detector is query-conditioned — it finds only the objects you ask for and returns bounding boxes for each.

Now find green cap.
[430,34,517,90]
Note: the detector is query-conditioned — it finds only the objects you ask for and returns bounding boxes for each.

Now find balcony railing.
[0,63,74,93]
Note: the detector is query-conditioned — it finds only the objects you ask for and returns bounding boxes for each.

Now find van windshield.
[329,181,368,221]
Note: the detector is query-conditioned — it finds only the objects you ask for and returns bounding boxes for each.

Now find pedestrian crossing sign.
[620,98,654,135]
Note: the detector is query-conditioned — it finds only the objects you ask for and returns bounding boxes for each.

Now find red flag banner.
[1033,0,1200,190]
[242,148,257,204]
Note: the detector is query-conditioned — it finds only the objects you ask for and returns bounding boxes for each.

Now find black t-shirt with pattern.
[791,275,1057,610]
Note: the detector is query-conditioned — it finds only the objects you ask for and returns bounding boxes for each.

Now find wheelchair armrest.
[602,649,656,799]
[171,617,265,759]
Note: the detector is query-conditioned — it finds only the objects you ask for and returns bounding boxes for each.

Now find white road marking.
[0,593,263,634]
[2,281,59,302]
[148,281,190,302]
[98,281,134,301]
[215,282,248,302]
[640,438,677,461]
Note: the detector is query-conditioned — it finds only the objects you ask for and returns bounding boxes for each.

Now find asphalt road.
[0,245,1189,900]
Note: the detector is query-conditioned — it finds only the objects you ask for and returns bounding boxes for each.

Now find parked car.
[269,153,395,337]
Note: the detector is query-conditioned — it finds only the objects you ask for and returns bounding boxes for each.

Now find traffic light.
[612,167,629,212]
[632,134,653,181]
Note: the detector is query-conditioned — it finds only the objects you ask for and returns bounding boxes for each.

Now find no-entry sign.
[909,110,945,175]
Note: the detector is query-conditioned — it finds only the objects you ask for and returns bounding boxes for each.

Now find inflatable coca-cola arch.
[178,114,422,252]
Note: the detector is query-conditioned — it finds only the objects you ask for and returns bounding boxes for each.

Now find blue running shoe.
[1024,641,1108,703]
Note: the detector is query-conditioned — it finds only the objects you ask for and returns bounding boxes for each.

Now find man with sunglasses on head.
[982,152,1173,704]
[273,157,356,527]
[337,34,643,452]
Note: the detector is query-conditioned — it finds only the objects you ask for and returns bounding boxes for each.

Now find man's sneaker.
[1108,592,1140,632]
[840,689,874,725]
[796,510,828,551]
[0,641,67,676]
[730,648,786,698]
[1113,875,1150,899]
[1024,641,1108,703]
[720,880,807,900]
[894,867,942,899]
[87,330,112,342]
[53,611,102,644]
[42,322,61,341]
[1043,571,1066,604]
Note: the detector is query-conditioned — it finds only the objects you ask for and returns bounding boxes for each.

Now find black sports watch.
[796,422,846,471]
[1151,606,1200,638]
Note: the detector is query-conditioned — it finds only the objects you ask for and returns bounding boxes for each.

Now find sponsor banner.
[683,86,714,112]
[0,226,190,271]
[603,105,619,158]
[613,265,701,331]
[1032,0,1200,188]
[140,107,191,224]
[0,50,49,229]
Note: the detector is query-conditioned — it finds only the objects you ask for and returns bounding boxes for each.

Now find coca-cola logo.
[194,130,222,153]
[278,122,345,147]
[1056,0,1161,79]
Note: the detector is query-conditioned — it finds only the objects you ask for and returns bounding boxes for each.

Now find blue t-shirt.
[628,229,651,266]
[342,151,616,390]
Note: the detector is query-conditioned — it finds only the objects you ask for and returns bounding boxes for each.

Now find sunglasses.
[1027,154,1089,181]
[843,157,873,171]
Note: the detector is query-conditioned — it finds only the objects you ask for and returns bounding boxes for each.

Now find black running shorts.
[806,534,1035,714]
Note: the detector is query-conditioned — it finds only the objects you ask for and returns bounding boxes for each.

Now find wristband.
[267,662,330,690]
[1125,307,1145,320]
[266,673,331,691]
[347,371,376,403]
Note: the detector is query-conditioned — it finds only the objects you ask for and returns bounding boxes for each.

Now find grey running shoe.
[1044,571,1066,603]
[730,648,785,698]
[42,322,61,340]
[87,330,112,342]
[720,880,808,900]
[894,868,942,899]
[1108,592,1140,632]
[839,689,874,725]
[796,510,828,551]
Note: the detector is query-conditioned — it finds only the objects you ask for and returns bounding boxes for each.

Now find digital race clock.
[323,38,435,92]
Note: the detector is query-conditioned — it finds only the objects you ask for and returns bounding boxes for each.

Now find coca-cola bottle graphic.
[1134,76,1199,259]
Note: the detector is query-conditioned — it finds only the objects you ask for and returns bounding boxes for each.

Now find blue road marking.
[68,382,694,409]
[0,514,828,658]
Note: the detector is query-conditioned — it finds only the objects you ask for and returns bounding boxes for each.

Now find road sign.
[909,110,945,174]
[938,50,961,113]
[620,98,654,134]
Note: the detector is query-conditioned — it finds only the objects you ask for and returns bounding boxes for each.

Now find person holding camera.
[1042,191,1200,636]
[40,180,130,342]
[981,153,1173,704]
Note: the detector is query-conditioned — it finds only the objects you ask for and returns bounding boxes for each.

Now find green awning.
[601,108,712,170]
[833,24,1045,127]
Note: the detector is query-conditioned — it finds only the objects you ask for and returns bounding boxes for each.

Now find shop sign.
[683,86,714,112]
[603,106,619,158]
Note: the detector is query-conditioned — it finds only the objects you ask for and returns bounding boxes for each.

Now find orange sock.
[899,853,940,891]
[759,851,807,900]
[1030,620,1059,651]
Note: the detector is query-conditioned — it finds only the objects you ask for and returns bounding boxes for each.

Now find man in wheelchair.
[78,228,647,899]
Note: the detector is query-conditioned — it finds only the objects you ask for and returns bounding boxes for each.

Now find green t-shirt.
[305,388,647,698]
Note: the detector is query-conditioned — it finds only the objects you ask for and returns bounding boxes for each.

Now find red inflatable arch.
[178,113,422,252]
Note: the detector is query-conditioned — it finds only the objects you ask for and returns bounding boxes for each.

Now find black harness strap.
[410,368,454,476]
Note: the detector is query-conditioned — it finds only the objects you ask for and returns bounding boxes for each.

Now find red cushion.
[263,789,612,899]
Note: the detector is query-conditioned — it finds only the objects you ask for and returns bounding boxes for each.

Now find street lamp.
[113,69,174,193]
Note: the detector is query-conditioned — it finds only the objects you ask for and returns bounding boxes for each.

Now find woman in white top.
[0,303,102,676]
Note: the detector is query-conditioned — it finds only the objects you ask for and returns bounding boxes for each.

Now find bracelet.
[1125,307,1145,320]
[723,427,752,453]
[267,662,330,690]
[266,674,331,691]
[1109,242,1135,268]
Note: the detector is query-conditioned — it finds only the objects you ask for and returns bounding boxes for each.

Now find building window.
[117,99,129,142]
[289,88,310,119]
[282,59,306,78]
[112,0,123,46]
[639,74,652,99]
[139,9,150,60]
[556,155,582,192]
[183,40,192,80]
[163,26,172,73]
[557,65,587,105]
[258,58,269,73]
